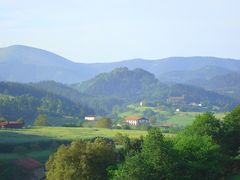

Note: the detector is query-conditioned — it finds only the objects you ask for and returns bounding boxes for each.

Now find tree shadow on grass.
[0,131,70,153]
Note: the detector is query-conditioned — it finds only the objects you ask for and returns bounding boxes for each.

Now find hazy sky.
[1,0,240,63]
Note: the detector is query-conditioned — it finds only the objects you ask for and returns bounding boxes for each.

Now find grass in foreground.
[0,127,149,144]
[0,150,53,162]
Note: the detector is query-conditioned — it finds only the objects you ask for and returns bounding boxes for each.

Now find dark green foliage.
[74,67,160,100]
[0,94,39,120]
[0,81,94,124]
[174,135,226,179]
[82,96,124,115]
[112,128,176,180]
[114,133,143,155]
[46,139,117,180]
[183,112,224,144]
[121,124,131,130]
[95,117,112,128]
[73,67,168,104]
[111,107,240,179]
[222,105,240,156]
[0,161,33,180]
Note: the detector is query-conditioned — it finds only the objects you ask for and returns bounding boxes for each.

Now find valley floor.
[0,127,149,144]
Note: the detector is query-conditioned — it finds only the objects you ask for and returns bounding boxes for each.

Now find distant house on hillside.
[84,115,97,121]
[0,121,24,129]
[167,95,185,103]
[125,116,149,126]
[14,157,45,180]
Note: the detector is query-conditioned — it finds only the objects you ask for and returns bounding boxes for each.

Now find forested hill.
[30,81,124,115]
[30,81,86,104]
[0,82,94,124]
[187,72,240,101]
[73,67,164,100]
[73,67,238,111]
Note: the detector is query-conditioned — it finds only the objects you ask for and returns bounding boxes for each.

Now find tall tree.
[183,112,224,144]
[222,105,240,156]
[174,134,226,179]
[112,128,176,180]
[46,138,117,180]
[34,114,49,126]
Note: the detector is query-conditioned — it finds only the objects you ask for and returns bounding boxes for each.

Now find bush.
[95,117,112,128]
[122,124,131,130]
[46,139,117,180]
[34,114,50,126]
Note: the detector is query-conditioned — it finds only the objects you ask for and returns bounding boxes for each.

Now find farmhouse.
[125,116,149,126]
[84,115,97,121]
[14,157,45,180]
[0,121,24,128]
[167,95,185,103]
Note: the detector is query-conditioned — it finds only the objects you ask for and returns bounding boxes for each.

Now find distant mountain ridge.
[1,45,240,83]
[0,45,94,83]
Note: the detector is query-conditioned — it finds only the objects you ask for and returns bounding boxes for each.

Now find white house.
[84,115,96,121]
[125,116,149,126]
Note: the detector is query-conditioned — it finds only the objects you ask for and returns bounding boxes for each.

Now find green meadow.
[119,104,226,126]
[0,127,148,144]
[0,127,149,162]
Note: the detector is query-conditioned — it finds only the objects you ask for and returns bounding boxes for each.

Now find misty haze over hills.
[0,45,240,84]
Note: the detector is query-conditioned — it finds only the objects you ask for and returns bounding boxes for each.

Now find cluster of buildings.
[124,116,149,126]
[0,121,24,129]
[84,115,150,126]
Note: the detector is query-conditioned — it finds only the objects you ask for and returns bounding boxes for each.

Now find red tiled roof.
[168,96,184,100]
[125,116,147,121]
[0,121,23,126]
[14,157,43,169]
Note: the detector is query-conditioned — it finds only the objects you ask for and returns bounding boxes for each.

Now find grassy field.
[0,127,149,162]
[119,104,227,126]
[0,150,53,162]
[0,127,148,144]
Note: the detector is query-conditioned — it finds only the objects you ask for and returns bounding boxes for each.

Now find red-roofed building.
[125,116,149,126]
[167,95,185,103]
[14,157,45,180]
[0,121,24,128]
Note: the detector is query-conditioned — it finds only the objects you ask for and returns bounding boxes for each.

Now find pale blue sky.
[0,0,240,62]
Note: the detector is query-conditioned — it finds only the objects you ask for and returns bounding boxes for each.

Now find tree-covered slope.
[73,67,164,100]
[30,81,124,115]
[158,66,233,83]
[73,68,238,111]
[188,72,240,100]
[0,82,93,124]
